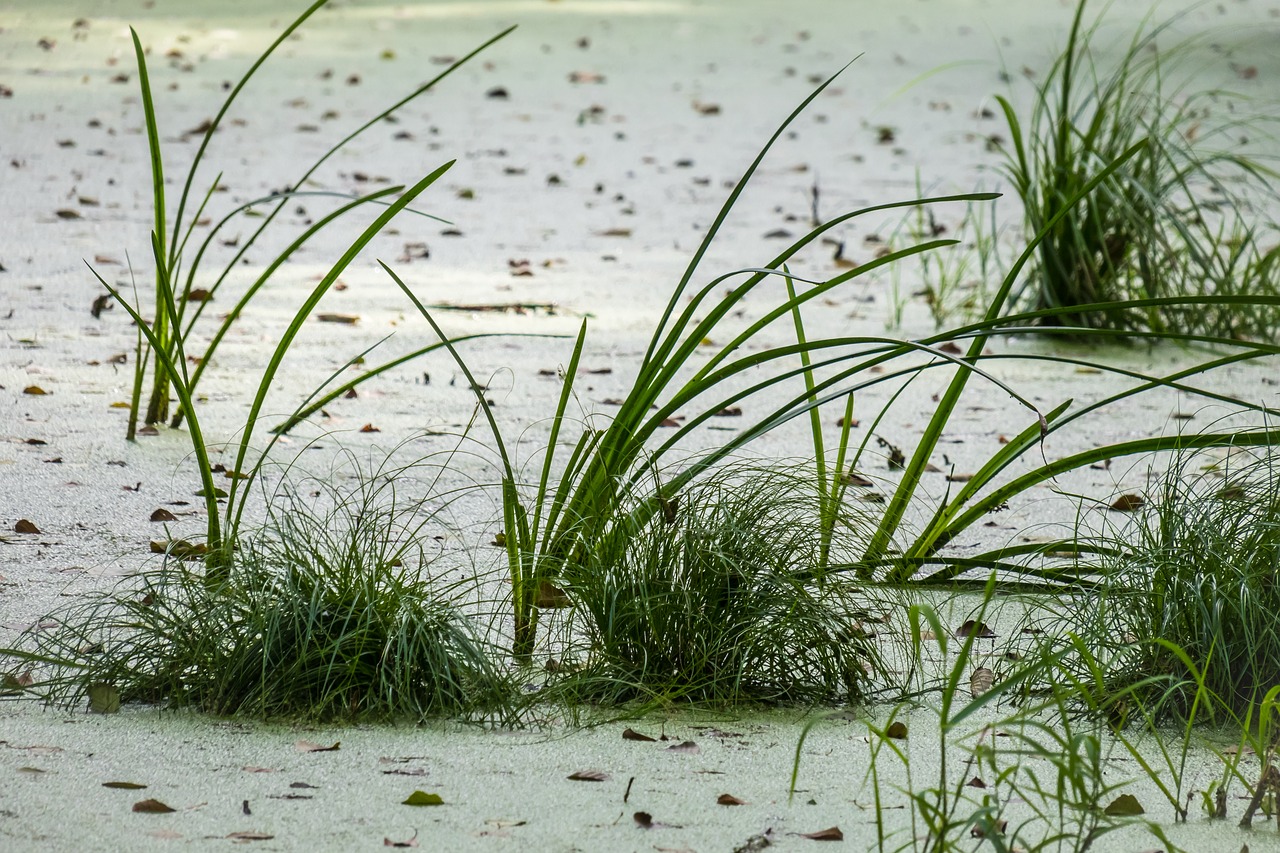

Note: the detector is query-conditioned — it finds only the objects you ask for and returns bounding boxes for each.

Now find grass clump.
[547,467,881,707]
[995,0,1280,336]
[1080,450,1280,721]
[2,468,515,724]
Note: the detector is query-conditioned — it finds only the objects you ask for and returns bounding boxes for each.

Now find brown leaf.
[1103,793,1145,816]
[841,471,874,487]
[886,721,908,740]
[14,519,40,534]
[1109,494,1145,512]
[634,811,653,828]
[970,667,995,698]
[801,826,844,841]
[716,793,746,806]
[132,798,176,814]
[55,209,82,219]
[359,423,381,433]
[666,740,700,754]
[534,580,570,609]
[693,101,721,115]
[622,728,656,742]
[22,385,47,396]
[315,313,359,324]
[966,776,987,788]
[294,740,340,753]
[227,832,274,841]
[185,288,212,302]
[937,341,963,355]
[955,619,996,639]
[150,508,177,523]
[567,770,610,782]
[103,781,148,789]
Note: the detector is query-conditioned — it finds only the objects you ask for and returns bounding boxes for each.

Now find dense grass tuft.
[545,467,883,707]
[3,471,515,724]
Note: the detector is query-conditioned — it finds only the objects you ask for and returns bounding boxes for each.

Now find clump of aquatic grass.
[1074,449,1280,720]
[543,466,881,707]
[0,464,516,724]
[995,0,1280,336]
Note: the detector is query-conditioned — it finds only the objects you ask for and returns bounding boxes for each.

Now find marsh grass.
[1073,449,1280,721]
[540,465,882,707]
[1,458,516,724]
[995,0,1280,336]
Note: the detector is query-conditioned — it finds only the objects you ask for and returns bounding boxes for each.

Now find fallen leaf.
[1103,793,1145,816]
[294,740,340,753]
[133,798,176,814]
[14,519,40,534]
[622,728,656,742]
[227,832,273,841]
[384,833,419,848]
[937,341,963,355]
[150,508,177,522]
[1109,494,1145,512]
[402,790,444,806]
[801,826,844,841]
[103,781,148,790]
[567,770,610,782]
[359,424,381,433]
[634,811,653,828]
[970,667,995,698]
[534,580,570,609]
[666,741,700,754]
[316,313,359,324]
[886,721,908,740]
[966,776,987,788]
[955,620,996,639]
[22,385,47,395]
[717,793,746,806]
[88,682,121,714]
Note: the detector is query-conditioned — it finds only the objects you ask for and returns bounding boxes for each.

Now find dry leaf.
[133,798,176,814]
[1109,494,1145,512]
[567,770,610,782]
[634,811,653,828]
[316,313,359,324]
[227,832,274,841]
[622,728,656,742]
[970,667,995,698]
[150,508,177,522]
[359,424,381,433]
[955,620,996,639]
[22,385,46,395]
[1103,793,1145,816]
[666,740,700,754]
[103,781,147,789]
[717,793,746,806]
[294,740,340,753]
[14,519,40,534]
[801,826,844,841]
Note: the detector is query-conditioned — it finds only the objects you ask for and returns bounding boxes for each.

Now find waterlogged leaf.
[567,770,610,782]
[14,519,40,534]
[885,721,908,740]
[132,798,176,814]
[88,682,121,714]
[970,667,995,698]
[955,620,996,639]
[295,740,340,753]
[103,781,148,789]
[1103,794,1145,816]
[622,728,656,742]
[666,740,700,754]
[1109,494,1145,512]
[402,790,444,806]
[801,826,844,841]
[717,793,746,806]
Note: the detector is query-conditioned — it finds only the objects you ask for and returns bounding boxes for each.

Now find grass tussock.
[996,0,1280,337]
[1083,450,1280,720]
[544,466,883,707]
[3,470,515,724]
